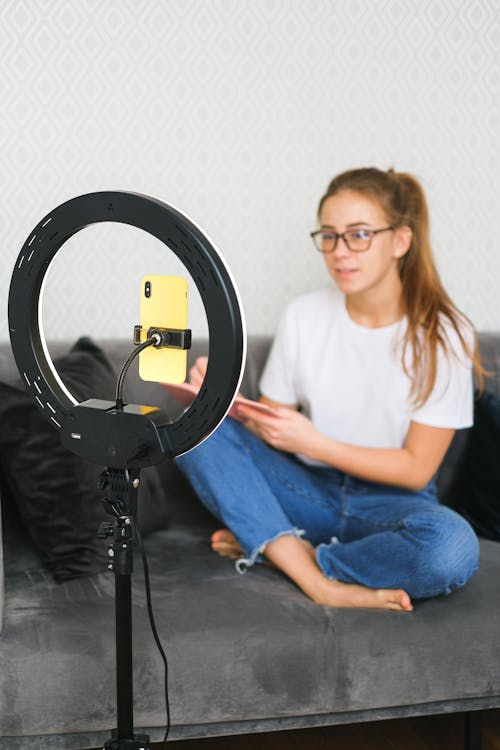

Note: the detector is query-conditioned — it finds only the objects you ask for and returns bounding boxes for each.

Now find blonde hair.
[318,167,484,407]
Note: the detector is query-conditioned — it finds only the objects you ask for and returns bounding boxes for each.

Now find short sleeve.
[259,302,299,405]
[411,325,474,430]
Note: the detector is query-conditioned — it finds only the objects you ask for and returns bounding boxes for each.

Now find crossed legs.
[176,419,478,611]
[211,529,413,611]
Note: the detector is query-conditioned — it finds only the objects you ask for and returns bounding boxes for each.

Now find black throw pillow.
[0,337,169,581]
[450,389,500,541]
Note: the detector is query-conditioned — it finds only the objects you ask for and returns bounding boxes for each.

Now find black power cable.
[133,519,171,744]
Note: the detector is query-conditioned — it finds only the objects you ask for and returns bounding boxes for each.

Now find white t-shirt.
[259,287,473,462]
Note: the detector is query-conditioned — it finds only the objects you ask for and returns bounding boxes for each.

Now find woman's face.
[319,189,410,301]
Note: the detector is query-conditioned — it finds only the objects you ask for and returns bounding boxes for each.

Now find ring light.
[8,191,247,749]
[8,191,246,460]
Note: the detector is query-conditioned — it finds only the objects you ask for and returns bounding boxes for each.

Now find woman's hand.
[236,404,320,457]
[189,356,245,399]
[188,356,208,389]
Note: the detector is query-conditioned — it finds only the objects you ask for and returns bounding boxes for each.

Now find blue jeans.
[175,419,479,599]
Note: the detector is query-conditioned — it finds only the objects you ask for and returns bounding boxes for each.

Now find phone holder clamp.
[133,324,192,350]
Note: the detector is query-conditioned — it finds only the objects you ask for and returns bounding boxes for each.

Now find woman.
[176,167,482,612]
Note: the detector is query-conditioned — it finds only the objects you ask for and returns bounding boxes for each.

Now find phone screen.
[139,275,188,384]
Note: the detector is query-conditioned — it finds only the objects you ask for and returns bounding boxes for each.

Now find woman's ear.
[393,225,412,258]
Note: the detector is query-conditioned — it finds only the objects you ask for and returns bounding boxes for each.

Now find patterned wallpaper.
[1,0,499,345]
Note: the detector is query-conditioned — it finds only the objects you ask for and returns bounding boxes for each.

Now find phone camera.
[145,281,151,298]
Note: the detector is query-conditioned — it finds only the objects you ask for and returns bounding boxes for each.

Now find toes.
[211,529,236,544]
[211,541,241,560]
[384,589,413,612]
[211,529,244,560]
[393,589,413,611]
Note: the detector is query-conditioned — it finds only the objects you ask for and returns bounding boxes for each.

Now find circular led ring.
[8,191,246,458]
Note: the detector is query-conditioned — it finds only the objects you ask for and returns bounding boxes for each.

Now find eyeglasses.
[310,226,394,253]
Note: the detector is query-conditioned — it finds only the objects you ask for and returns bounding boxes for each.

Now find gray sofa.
[0,333,499,750]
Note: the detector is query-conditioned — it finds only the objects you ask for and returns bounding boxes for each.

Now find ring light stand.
[8,192,246,749]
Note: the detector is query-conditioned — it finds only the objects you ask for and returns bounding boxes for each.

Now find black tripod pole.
[99,468,151,750]
[113,520,135,741]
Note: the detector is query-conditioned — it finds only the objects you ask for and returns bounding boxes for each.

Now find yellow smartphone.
[139,275,188,384]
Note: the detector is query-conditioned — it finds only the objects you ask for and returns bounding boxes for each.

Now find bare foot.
[311,577,413,611]
[211,529,243,559]
[211,530,412,611]
[264,535,413,612]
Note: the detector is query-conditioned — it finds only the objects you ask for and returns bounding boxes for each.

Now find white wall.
[1,0,499,345]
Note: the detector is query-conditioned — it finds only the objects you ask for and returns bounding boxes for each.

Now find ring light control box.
[61,400,168,468]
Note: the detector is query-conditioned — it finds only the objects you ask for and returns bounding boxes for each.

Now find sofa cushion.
[0,337,169,581]
[1,528,499,745]
[448,389,500,540]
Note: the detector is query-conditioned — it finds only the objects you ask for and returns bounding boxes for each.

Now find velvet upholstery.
[0,334,499,749]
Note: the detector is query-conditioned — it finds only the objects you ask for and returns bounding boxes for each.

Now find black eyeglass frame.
[310,226,395,253]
